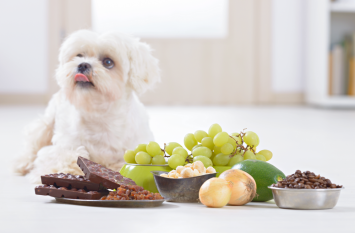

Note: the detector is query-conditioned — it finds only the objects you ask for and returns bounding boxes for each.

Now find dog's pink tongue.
[75,73,90,82]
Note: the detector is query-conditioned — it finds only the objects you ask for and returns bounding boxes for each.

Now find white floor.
[1,105,354,233]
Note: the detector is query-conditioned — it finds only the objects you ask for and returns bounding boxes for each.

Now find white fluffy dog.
[14,30,160,183]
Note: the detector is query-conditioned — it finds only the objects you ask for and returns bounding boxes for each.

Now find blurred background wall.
[1,0,351,107]
[0,0,48,103]
[0,0,91,104]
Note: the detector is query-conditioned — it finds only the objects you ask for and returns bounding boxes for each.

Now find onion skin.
[219,169,257,206]
[199,178,233,208]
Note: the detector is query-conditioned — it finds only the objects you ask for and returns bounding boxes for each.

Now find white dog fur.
[14,30,160,183]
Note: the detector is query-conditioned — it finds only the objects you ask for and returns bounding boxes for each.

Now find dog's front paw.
[13,161,32,175]
[13,153,35,175]
[75,146,90,159]
[26,170,43,184]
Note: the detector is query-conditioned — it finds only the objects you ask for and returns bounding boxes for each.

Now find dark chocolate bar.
[41,173,101,191]
[35,184,107,200]
[77,156,136,189]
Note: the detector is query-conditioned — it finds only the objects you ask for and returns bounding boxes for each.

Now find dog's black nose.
[78,62,91,73]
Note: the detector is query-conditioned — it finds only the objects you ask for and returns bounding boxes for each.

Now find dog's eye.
[77,54,83,57]
[102,58,114,69]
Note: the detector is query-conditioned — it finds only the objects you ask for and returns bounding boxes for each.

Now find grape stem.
[162,143,168,157]
[229,129,256,158]
[186,155,193,163]
[161,143,193,163]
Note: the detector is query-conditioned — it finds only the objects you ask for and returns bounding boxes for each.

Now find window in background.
[92,0,228,38]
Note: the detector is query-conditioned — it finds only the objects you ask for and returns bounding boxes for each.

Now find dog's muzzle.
[78,62,91,74]
[75,62,94,87]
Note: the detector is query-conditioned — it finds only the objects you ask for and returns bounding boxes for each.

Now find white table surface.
[1,105,354,233]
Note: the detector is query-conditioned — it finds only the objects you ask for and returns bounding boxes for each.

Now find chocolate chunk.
[77,156,136,189]
[34,186,107,200]
[41,173,101,191]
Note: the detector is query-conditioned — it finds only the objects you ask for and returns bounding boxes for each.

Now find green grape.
[192,146,212,158]
[184,133,197,151]
[213,132,229,147]
[194,130,208,143]
[208,123,222,138]
[228,154,244,166]
[123,150,136,163]
[192,143,203,151]
[231,133,243,143]
[152,155,166,165]
[165,142,182,155]
[134,144,147,154]
[193,155,213,168]
[243,131,260,147]
[146,141,161,157]
[210,152,217,161]
[161,150,165,156]
[256,154,266,161]
[213,153,231,166]
[213,146,221,154]
[250,146,257,152]
[221,143,234,155]
[243,150,256,160]
[168,154,185,169]
[135,152,151,164]
[201,137,214,150]
[257,150,273,161]
[172,147,188,159]
[237,148,244,154]
[227,137,237,149]
[230,135,242,145]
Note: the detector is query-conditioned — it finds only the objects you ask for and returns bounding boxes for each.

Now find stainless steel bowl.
[269,186,344,210]
[151,171,217,202]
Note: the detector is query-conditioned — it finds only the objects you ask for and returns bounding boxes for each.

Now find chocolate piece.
[41,173,101,191]
[77,157,136,189]
[35,185,107,200]
[35,184,54,195]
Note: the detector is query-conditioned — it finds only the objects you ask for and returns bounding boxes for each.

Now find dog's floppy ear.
[127,39,160,95]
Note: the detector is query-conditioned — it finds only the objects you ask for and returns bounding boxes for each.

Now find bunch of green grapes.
[124,141,166,165]
[124,123,273,170]
[123,141,189,169]
[183,123,273,167]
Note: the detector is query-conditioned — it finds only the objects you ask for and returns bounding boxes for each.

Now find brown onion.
[219,169,256,205]
[199,178,233,208]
